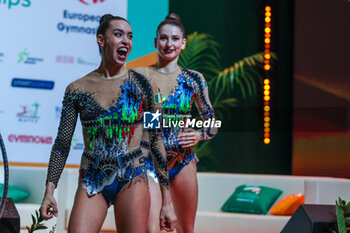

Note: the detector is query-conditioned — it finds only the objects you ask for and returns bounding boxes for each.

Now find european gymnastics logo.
[57,10,99,35]
[78,0,105,5]
[0,0,31,9]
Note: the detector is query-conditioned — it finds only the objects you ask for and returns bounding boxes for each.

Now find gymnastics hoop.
[0,132,9,218]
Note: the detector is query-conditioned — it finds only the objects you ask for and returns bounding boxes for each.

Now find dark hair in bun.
[166,13,181,21]
[97,14,129,36]
[156,13,185,37]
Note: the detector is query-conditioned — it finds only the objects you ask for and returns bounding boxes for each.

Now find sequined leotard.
[46,66,168,204]
[134,66,217,181]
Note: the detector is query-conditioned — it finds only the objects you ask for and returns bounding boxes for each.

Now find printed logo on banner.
[144,110,161,129]
[17,102,40,123]
[55,55,97,66]
[56,55,75,64]
[8,134,52,144]
[57,10,100,35]
[18,49,43,65]
[0,52,4,62]
[11,78,55,90]
[78,0,105,5]
[71,135,84,150]
[0,0,31,9]
[55,106,62,119]
[77,57,98,66]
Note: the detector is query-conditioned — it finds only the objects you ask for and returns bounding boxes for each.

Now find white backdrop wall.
[0,0,168,165]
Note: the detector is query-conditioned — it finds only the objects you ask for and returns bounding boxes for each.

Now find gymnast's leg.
[146,177,162,233]
[68,186,108,233]
[170,159,198,233]
[114,177,151,233]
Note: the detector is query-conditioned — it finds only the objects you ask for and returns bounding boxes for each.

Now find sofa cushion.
[0,183,29,203]
[221,185,282,214]
[197,173,305,212]
[269,193,304,215]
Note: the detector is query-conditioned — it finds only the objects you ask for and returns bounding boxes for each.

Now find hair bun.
[166,13,181,22]
[99,14,114,25]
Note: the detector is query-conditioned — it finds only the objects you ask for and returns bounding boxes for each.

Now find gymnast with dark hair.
[134,13,218,233]
[39,14,176,233]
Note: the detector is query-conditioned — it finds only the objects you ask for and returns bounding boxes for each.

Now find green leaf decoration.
[35,225,48,230]
[31,214,36,226]
[27,210,55,233]
[336,200,347,233]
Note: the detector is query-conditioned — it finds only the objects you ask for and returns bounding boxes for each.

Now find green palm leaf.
[211,52,277,103]
[179,32,221,78]
[337,199,347,233]
[178,32,278,158]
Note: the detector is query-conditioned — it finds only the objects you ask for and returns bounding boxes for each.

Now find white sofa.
[2,166,350,233]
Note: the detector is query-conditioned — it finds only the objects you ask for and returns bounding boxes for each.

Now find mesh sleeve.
[193,72,218,140]
[46,87,78,187]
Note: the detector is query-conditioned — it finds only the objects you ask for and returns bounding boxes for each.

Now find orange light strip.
[264,5,271,144]
[0,161,80,168]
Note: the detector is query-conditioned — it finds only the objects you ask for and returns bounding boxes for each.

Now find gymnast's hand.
[39,182,58,220]
[178,129,202,148]
[160,202,177,232]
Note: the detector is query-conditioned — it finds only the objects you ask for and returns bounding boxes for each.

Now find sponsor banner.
[16,102,40,123]
[11,78,55,90]
[77,0,106,6]
[3,132,53,164]
[0,0,31,9]
[55,106,62,120]
[0,0,127,165]
[55,55,98,66]
[71,134,85,150]
[17,48,43,65]
[57,9,100,35]
[8,134,52,144]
